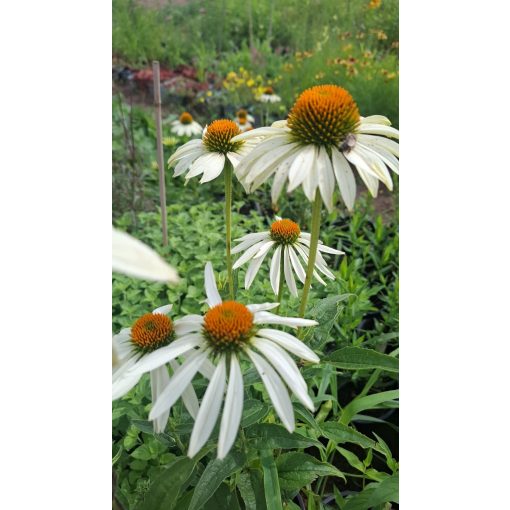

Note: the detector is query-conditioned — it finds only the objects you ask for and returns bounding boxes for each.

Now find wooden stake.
[152,61,168,246]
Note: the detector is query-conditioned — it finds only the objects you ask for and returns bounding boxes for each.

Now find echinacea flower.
[112,228,179,283]
[258,87,281,103]
[233,84,399,212]
[168,119,255,184]
[148,263,319,459]
[232,217,343,296]
[112,304,214,432]
[171,112,203,137]
[235,116,253,133]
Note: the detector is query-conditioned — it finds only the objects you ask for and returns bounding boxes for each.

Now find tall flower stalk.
[298,191,322,317]
[224,158,235,299]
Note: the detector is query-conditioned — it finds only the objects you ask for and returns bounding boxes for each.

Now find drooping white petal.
[245,143,297,186]
[301,151,320,201]
[254,240,276,259]
[152,304,173,315]
[269,245,282,295]
[253,311,318,329]
[112,229,179,283]
[173,316,203,335]
[126,334,203,377]
[199,153,226,183]
[354,146,393,190]
[235,231,270,243]
[283,246,298,297]
[357,123,399,139]
[355,166,379,197]
[182,349,216,379]
[245,246,272,289]
[149,349,208,420]
[188,356,227,458]
[331,147,356,211]
[247,349,295,432]
[271,158,292,205]
[358,142,399,175]
[287,146,315,192]
[112,360,141,400]
[173,149,205,177]
[204,262,222,307]
[218,356,244,459]
[361,115,391,126]
[256,328,320,362]
[150,366,171,433]
[112,328,133,361]
[246,303,280,313]
[232,240,267,269]
[253,337,314,411]
[288,246,306,283]
[232,234,270,255]
[168,139,204,166]
[169,359,199,419]
[357,134,399,158]
[317,147,336,212]
[231,126,287,143]
[185,153,222,181]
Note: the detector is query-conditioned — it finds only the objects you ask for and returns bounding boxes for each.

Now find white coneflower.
[233,84,399,212]
[146,263,319,459]
[112,228,179,284]
[232,217,343,297]
[170,112,203,137]
[232,84,398,318]
[235,108,255,132]
[258,86,281,103]
[168,119,255,184]
[112,304,213,433]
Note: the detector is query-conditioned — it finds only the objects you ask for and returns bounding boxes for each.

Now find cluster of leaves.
[113,190,399,509]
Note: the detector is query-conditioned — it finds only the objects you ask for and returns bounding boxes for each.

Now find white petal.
[245,246,271,289]
[356,166,379,197]
[168,139,204,166]
[247,349,295,432]
[169,359,199,419]
[317,147,335,212]
[182,349,215,379]
[218,356,244,459]
[112,229,179,283]
[357,134,399,158]
[271,159,291,205]
[235,232,270,243]
[283,246,298,297]
[301,149,320,201]
[150,366,171,433]
[204,262,222,307]
[246,303,280,313]
[269,245,282,295]
[188,356,227,457]
[174,316,203,335]
[288,246,306,283]
[112,328,133,361]
[244,143,296,185]
[256,328,320,362]
[331,148,356,211]
[185,153,220,181]
[112,363,141,400]
[361,115,391,126]
[287,146,315,192]
[149,349,208,420]
[126,334,203,377]
[152,304,173,315]
[231,126,287,142]
[173,150,204,177]
[354,146,393,190]
[200,153,226,183]
[253,338,314,411]
[254,240,275,259]
[357,123,399,139]
[254,311,318,329]
[232,234,269,255]
[250,145,300,192]
[232,240,267,269]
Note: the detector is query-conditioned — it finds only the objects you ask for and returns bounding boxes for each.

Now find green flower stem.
[275,250,285,314]
[224,158,235,300]
[298,191,322,318]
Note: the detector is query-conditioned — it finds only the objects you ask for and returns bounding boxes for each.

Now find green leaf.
[237,470,267,510]
[321,422,381,452]
[241,399,270,427]
[341,390,399,425]
[247,424,322,450]
[207,483,241,510]
[189,450,246,510]
[261,449,283,510]
[136,456,197,510]
[343,474,399,510]
[325,347,399,372]
[336,447,365,473]
[276,452,345,491]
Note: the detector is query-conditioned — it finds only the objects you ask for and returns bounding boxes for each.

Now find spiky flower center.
[203,301,255,354]
[203,119,243,154]
[179,112,193,125]
[264,87,274,95]
[131,313,174,353]
[237,109,248,120]
[270,219,301,245]
[288,84,360,147]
